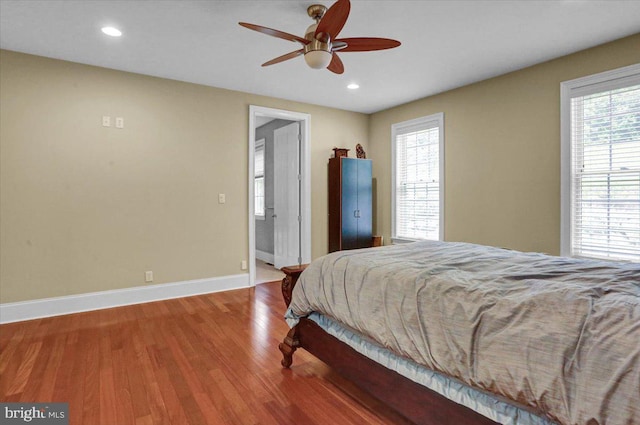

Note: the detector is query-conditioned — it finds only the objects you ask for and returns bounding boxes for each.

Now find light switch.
[218,193,226,204]
[115,117,124,129]
[102,116,111,127]
[145,271,153,282]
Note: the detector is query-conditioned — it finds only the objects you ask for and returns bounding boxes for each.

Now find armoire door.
[355,159,372,248]
[340,158,359,250]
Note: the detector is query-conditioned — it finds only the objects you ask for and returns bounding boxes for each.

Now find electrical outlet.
[241,260,247,270]
[218,193,226,204]
[145,271,153,282]
[115,117,124,129]
[102,116,111,127]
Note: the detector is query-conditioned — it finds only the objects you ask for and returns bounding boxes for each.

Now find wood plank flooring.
[0,281,412,424]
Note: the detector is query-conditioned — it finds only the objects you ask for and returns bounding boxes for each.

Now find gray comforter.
[288,241,640,425]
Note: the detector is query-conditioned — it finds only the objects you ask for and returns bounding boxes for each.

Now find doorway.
[248,106,311,286]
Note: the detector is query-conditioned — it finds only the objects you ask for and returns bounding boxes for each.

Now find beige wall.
[2,34,639,304]
[0,50,369,303]
[368,34,640,255]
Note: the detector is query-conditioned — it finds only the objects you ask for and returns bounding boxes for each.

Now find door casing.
[248,106,311,286]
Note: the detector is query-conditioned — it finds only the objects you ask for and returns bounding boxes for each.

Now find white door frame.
[248,105,311,286]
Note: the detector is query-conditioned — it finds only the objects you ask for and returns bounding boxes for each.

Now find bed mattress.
[286,241,640,425]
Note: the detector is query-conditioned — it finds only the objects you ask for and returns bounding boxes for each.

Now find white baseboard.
[255,250,275,264]
[0,273,250,324]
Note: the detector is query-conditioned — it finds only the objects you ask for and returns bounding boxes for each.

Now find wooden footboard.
[278,265,499,425]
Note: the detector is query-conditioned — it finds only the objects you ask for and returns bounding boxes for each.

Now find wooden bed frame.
[278,265,499,425]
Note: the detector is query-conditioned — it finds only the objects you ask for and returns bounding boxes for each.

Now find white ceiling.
[1,0,639,114]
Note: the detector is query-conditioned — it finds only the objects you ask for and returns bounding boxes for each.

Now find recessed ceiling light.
[101,27,122,37]
[347,83,359,90]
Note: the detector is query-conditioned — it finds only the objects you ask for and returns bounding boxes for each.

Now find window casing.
[392,113,444,242]
[254,139,266,220]
[561,64,640,262]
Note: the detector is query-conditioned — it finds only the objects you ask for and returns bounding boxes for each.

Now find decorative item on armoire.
[333,147,349,158]
[356,143,366,159]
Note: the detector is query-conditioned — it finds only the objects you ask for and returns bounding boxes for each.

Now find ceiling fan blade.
[262,49,305,67]
[334,37,401,52]
[327,53,344,74]
[239,22,309,45]
[315,0,350,41]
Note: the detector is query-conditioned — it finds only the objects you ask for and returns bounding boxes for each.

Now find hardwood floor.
[0,281,412,424]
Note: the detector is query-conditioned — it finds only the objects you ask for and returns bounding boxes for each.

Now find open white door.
[273,122,301,269]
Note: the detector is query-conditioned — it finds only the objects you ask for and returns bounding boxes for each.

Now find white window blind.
[392,114,444,241]
[564,67,640,261]
[255,139,265,218]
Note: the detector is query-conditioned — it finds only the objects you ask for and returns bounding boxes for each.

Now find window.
[255,139,265,220]
[561,64,640,261]
[392,113,444,242]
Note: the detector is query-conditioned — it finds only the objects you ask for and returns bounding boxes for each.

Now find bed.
[278,240,640,425]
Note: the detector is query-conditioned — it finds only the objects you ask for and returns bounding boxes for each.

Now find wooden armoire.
[328,157,373,252]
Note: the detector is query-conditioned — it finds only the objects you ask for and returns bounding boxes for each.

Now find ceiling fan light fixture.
[303,25,332,70]
[304,50,332,69]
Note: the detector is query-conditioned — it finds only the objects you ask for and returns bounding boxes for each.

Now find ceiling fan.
[239,0,401,74]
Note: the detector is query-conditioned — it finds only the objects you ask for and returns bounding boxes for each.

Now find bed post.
[278,264,307,368]
[279,327,299,368]
[280,264,307,307]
